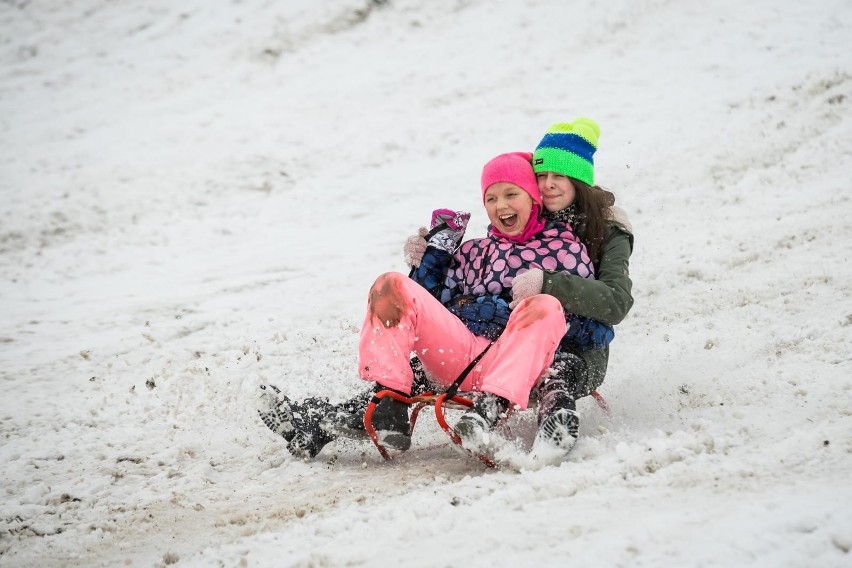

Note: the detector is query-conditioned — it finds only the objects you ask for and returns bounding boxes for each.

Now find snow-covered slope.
[1,0,850,566]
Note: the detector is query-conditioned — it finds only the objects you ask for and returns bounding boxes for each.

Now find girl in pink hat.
[259,152,597,461]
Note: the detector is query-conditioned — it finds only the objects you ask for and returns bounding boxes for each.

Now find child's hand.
[403,227,429,268]
[509,269,544,309]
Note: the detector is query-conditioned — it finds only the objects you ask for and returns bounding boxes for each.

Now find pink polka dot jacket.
[440,221,595,304]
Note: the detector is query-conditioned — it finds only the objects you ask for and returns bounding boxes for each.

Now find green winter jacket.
[542,216,634,394]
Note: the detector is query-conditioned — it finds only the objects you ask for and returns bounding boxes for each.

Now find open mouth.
[499,213,518,230]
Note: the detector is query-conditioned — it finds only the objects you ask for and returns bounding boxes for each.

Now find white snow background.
[1,0,851,566]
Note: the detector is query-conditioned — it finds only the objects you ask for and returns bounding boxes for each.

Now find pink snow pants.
[358,272,567,409]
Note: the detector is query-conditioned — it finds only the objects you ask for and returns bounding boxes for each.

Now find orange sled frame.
[364,389,609,468]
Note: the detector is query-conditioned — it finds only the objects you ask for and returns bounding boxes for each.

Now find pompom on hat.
[480,151,541,205]
[532,118,600,186]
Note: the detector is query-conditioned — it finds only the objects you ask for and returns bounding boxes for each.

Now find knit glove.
[403,227,429,268]
[509,268,544,309]
[426,209,470,253]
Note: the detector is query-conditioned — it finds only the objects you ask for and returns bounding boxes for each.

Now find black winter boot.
[320,359,429,445]
[319,387,413,451]
[319,388,412,451]
[257,384,297,441]
[319,387,374,439]
[454,392,511,453]
[532,376,579,459]
[286,396,337,459]
[370,395,412,451]
[257,385,335,459]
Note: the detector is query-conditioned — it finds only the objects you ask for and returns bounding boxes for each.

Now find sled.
[364,388,609,468]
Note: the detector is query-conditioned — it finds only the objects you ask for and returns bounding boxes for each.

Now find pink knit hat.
[480,152,541,206]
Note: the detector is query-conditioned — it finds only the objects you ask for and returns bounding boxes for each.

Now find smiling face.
[536,171,577,212]
[483,182,533,236]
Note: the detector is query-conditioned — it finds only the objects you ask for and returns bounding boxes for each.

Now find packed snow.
[1,0,851,566]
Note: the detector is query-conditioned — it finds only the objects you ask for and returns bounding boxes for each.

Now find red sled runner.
[364,388,609,468]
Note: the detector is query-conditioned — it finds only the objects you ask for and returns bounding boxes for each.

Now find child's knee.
[368,272,410,328]
[531,293,562,313]
[371,271,406,290]
[505,294,565,337]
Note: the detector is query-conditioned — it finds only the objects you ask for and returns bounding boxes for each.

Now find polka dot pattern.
[444,221,596,299]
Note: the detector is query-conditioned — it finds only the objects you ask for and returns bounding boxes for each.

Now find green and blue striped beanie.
[532,118,600,186]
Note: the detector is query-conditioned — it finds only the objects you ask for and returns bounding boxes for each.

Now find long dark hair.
[571,179,615,267]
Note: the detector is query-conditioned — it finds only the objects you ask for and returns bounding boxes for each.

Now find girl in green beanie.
[510,118,634,459]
